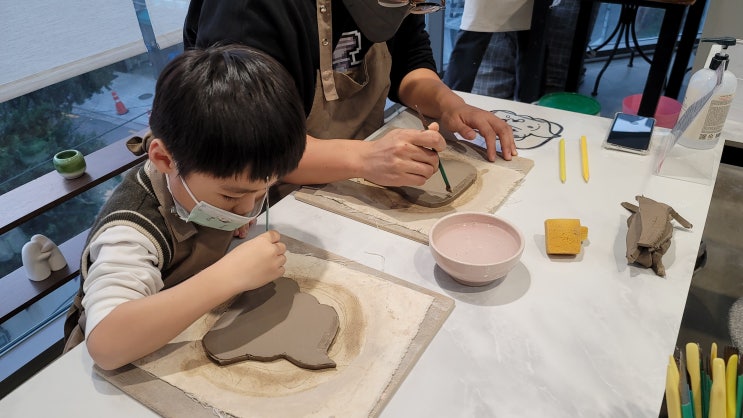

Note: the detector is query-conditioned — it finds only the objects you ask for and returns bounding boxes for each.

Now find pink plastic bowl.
[622,94,682,129]
[429,212,525,286]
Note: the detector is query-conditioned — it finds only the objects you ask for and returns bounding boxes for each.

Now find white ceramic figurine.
[21,234,67,281]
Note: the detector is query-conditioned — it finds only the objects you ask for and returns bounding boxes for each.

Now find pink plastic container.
[622,94,682,129]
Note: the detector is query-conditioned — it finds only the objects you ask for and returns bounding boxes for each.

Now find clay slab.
[389,158,477,207]
[203,277,339,370]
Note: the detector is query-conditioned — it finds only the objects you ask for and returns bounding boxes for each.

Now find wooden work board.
[295,109,534,244]
[96,235,454,418]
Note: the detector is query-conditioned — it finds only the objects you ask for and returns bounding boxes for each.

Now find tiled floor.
[578,54,743,355]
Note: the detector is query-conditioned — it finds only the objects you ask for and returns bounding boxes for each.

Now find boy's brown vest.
[63,157,233,352]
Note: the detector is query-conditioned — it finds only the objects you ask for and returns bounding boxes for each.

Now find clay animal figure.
[21,234,67,281]
[203,277,339,370]
[621,195,693,277]
[492,110,563,149]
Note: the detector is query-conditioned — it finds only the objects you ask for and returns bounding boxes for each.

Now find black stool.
[589,2,653,96]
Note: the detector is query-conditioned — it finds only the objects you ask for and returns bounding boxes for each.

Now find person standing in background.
[443,0,534,99]
[539,0,582,95]
[446,0,584,101]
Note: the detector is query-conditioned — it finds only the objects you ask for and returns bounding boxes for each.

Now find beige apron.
[63,156,233,352]
[307,0,394,140]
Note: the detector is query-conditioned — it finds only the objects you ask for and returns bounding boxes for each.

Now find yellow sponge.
[544,219,589,255]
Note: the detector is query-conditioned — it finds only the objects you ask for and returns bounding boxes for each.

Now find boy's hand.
[218,230,286,293]
[359,125,445,187]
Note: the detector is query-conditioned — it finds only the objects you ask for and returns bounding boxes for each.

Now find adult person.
[442,0,533,99]
[183,0,517,189]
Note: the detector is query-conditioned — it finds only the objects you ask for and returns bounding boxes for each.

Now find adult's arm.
[387,14,517,161]
[281,128,446,187]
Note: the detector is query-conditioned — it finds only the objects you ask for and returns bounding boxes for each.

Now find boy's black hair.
[149,44,306,180]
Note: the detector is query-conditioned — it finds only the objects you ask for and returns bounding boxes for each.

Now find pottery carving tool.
[727,353,738,418]
[704,354,712,418]
[265,180,270,232]
[687,342,702,418]
[559,138,566,183]
[710,357,727,418]
[736,352,743,418]
[580,135,589,182]
[667,355,682,418]
[678,350,694,418]
[413,105,452,193]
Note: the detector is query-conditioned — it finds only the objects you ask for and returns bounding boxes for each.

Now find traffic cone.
[111,91,129,115]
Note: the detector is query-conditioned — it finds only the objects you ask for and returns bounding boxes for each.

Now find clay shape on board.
[203,277,339,370]
[389,158,477,208]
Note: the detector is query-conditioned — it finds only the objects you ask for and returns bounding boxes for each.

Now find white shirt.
[460,0,534,32]
[81,224,162,337]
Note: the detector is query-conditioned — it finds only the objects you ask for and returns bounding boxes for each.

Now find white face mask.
[167,174,267,231]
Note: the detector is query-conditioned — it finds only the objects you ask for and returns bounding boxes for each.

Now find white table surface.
[0,93,725,417]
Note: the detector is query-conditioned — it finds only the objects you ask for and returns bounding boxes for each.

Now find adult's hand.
[439,102,517,162]
[358,122,446,187]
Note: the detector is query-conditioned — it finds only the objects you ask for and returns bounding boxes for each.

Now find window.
[0,0,188,385]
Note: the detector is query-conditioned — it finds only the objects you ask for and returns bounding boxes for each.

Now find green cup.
[53,149,86,179]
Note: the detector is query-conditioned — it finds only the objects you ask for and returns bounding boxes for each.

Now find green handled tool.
[413,105,451,193]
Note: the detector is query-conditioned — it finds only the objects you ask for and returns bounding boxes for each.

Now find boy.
[63,44,306,370]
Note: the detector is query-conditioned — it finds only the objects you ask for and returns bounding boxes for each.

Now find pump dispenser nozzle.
[709,54,729,71]
[701,37,737,50]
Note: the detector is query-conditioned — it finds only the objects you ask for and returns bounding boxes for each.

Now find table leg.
[565,0,596,92]
[665,0,707,99]
[637,4,684,117]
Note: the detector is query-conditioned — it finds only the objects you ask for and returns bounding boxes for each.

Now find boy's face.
[171,171,275,216]
[147,137,274,218]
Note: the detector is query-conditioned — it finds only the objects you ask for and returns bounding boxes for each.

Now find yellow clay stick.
[580,135,589,182]
[559,138,566,183]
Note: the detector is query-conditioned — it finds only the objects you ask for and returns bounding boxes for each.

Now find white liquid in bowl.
[435,222,519,264]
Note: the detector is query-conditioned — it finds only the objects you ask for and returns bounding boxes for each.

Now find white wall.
[692,0,743,72]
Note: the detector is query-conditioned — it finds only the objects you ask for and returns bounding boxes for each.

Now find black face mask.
[341,0,409,43]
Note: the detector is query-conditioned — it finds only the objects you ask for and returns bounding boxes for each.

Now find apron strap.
[316,0,339,101]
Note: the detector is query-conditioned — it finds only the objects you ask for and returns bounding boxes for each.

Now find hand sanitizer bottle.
[679,38,737,150]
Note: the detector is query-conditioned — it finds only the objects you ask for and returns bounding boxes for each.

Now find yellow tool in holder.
[672,343,743,418]
[667,355,682,418]
[687,343,702,418]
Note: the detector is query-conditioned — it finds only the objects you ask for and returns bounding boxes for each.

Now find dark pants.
[444,30,531,101]
[442,30,493,93]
